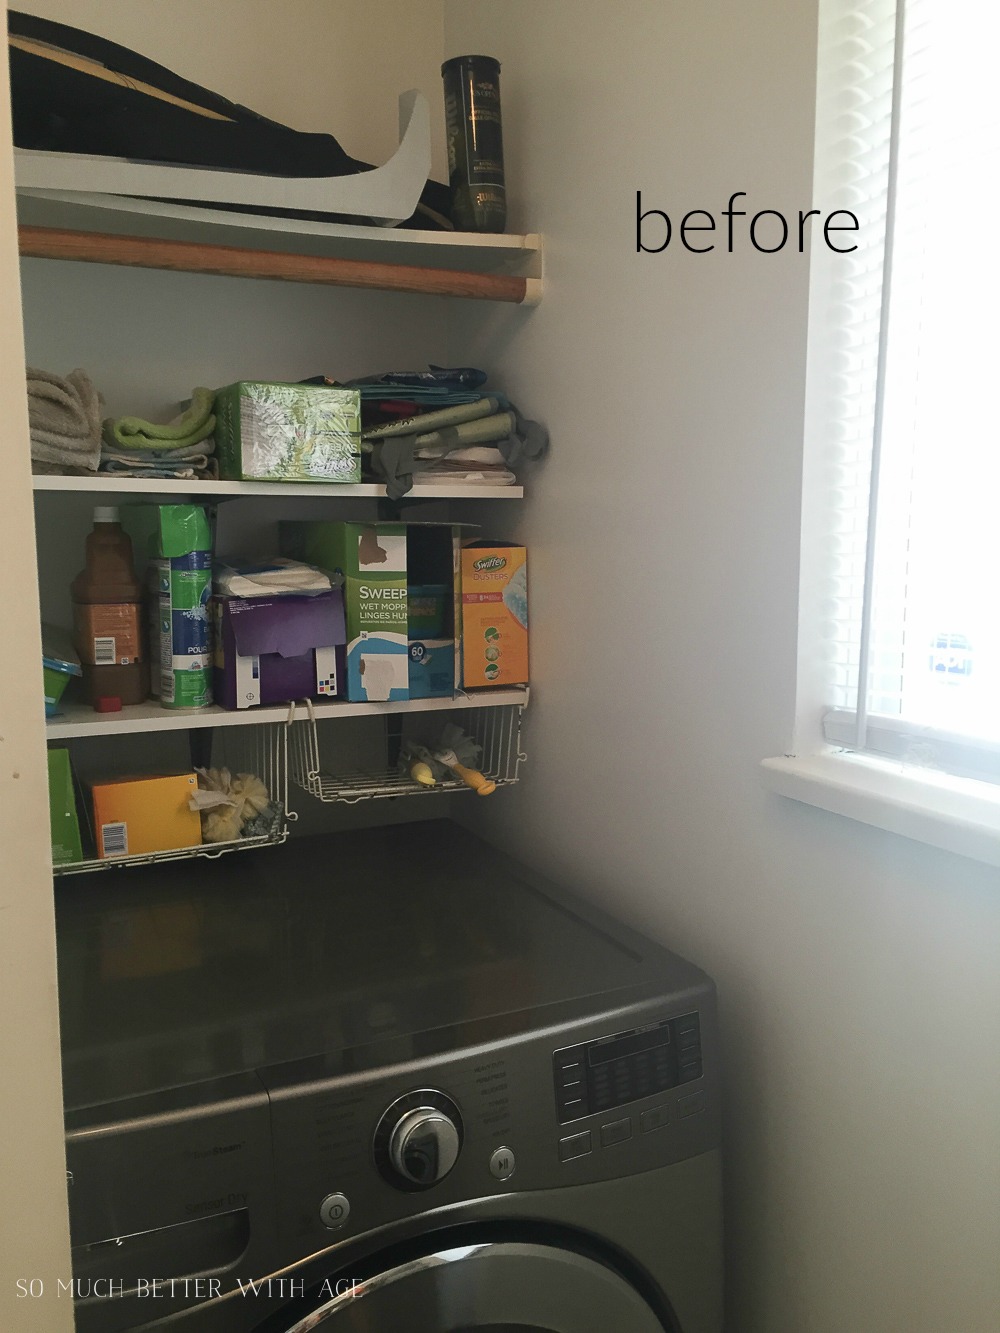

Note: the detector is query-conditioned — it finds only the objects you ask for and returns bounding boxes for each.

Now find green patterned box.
[214,382,361,483]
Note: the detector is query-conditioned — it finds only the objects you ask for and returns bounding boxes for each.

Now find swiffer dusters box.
[214,381,361,483]
[48,748,82,866]
[461,543,529,687]
[91,773,201,859]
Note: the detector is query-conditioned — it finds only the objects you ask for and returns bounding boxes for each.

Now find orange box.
[92,773,201,859]
[461,543,528,687]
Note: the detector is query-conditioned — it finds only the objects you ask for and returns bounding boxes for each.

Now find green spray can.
[152,506,213,709]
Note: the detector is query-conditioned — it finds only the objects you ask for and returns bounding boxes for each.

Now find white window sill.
[761,749,1000,868]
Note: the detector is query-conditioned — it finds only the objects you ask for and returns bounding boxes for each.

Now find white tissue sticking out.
[502,563,528,629]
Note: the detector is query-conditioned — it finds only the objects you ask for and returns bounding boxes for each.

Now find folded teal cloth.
[103,387,215,452]
[103,439,215,464]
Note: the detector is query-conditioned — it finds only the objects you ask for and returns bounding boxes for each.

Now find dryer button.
[319,1192,351,1230]
[678,1090,707,1118]
[558,1131,593,1162]
[599,1117,632,1147]
[490,1146,516,1181]
[640,1105,670,1134]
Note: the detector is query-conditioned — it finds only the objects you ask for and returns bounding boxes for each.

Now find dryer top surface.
[55,821,707,1113]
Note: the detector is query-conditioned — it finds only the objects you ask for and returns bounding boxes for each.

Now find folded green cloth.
[103,387,215,452]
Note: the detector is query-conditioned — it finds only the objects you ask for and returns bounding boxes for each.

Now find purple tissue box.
[213,589,346,710]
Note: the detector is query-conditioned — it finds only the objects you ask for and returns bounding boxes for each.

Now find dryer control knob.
[389,1107,461,1186]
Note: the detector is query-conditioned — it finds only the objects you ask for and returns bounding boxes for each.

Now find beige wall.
[0,8,74,1327]
[446,3,1000,1331]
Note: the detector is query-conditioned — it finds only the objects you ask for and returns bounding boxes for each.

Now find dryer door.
[276,1241,666,1331]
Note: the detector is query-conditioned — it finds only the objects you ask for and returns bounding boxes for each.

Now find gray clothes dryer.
[55,821,724,1332]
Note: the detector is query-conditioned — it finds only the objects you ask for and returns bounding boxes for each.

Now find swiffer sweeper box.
[291,522,409,702]
[283,522,466,702]
[461,542,529,687]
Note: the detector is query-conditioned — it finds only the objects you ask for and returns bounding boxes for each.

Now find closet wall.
[445,4,1000,1333]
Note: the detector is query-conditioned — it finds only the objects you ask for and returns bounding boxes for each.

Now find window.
[764,0,1000,862]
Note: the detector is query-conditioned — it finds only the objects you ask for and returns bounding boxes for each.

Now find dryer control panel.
[553,1012,701,1125]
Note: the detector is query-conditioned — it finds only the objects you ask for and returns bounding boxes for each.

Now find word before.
[637,191,859,254]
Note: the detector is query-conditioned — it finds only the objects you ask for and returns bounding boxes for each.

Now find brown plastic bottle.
[71,506,149,707]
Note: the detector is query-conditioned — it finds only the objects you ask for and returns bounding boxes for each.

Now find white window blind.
[812,0,1000,786]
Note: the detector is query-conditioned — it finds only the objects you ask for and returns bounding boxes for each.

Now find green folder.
[48,748,83,866]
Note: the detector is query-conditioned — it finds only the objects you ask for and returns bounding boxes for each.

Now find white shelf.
[33,475,523,500]
[18,193,542,303]
[18,191,542,272]
[45,688,529,740]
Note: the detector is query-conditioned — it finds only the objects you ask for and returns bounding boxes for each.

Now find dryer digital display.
[553,1013,702,1124]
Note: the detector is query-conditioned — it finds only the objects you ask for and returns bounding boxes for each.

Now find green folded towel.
[103,387,215,452]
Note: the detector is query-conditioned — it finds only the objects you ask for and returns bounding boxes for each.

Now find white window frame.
[762,0,1000,867]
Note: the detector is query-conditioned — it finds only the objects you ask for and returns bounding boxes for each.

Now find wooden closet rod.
[17,225,536,304]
